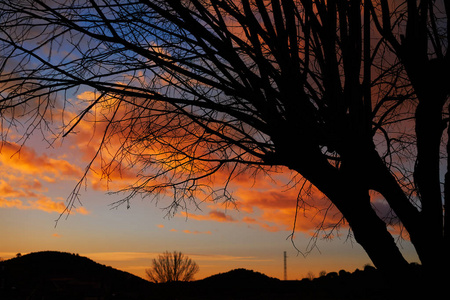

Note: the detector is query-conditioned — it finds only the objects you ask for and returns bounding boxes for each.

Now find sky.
[0,109,420,281]
[0,1,422,280]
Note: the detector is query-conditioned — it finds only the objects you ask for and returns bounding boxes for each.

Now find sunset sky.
[0,104,420,281]
[0,0,422,281]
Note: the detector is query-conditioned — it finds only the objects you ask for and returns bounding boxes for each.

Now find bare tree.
[146,251,199,283]
[371,0,450,279]
[0,0,448,293]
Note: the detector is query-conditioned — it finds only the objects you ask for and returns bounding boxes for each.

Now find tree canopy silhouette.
[146,251,199,283]
[0,0,448,292]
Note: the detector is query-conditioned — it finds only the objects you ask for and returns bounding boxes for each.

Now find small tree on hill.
[146,251,199,283]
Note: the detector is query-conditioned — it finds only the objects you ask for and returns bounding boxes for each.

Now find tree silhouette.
[146,251,199,283]
[0,0,448,292]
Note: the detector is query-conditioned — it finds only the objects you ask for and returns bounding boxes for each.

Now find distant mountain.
[0,251,153,299]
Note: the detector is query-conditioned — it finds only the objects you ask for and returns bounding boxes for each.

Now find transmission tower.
[284,251,287,281]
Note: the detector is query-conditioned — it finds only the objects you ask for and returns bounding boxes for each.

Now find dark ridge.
[201,268,280,284]
[0,251,153,299]
[152,268,283,300]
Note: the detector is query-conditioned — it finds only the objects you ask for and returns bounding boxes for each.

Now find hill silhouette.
[0,251,153,299]
[202,268,279,284]
[167,269,283,300]
[0,251,416,299]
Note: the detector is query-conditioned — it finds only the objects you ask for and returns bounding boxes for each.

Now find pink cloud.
[182,229,212,235]
[242,216,283,232]
[181,210,235,222]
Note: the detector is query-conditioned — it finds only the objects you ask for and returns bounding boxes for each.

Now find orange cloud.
[62,91,344,234]
[236,187,344,234]
[60,107,143,192]
[0,180,29,198]
[0,142,91,215]
[66,90,292,198]
[0,198,25,209]
[0,142,83,179]
[235,189,297,213]
[60,100,343,234]
[207,165,285,191]
[0,196,89,215]
[29,197,67,213]
[177,181,345,235]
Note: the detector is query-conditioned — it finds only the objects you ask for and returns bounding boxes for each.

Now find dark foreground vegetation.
[0,251,421,300]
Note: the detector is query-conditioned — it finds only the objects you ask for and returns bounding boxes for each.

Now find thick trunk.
[333,187,409,276]
[445,111,450,273]
[375,0,449,292]
[293,154,410,279]
[369,141,446,294]
[283,142,437,293]
[370,151,440,268]
[398,21,447,275]
[413,97,446,282]
[327,179,427,297]
[415,101,444,233]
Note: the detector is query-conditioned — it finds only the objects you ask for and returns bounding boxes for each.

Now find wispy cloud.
[166,228,212,234]
[0,197,89,215]
[83,251,270,263]
[182,229,212,234]
[84,252,154,262]
[189,253,273,263]
[31,197,89,215]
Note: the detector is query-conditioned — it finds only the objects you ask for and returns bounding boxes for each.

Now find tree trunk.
[334,186,409,274]
[291,148,427,295]
[413,98,446,294]
[293,153,411,279]
[330,181,431,298]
